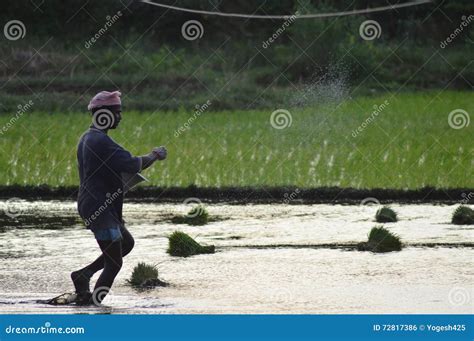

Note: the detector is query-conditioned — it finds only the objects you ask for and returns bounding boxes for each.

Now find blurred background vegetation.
[0,0,472,112]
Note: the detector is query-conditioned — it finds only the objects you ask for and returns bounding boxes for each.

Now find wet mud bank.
[0,185,472,204]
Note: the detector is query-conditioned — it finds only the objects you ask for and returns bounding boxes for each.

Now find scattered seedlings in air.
[375,206,398,223]
[451,206,474,225]
[171,205,209,225]
[167,231,215,257]
[357,226,402,253]
[127,262,168,288]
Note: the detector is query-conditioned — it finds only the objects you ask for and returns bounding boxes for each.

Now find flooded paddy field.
[0,200,472,314]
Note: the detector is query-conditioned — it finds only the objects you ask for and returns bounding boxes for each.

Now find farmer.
[72,90,167,305]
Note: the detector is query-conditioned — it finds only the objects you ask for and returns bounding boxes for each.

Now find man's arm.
[103,137,142,174]
[140,146,167,170]
[104,136,167,173]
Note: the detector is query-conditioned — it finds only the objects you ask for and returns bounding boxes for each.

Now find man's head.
[88,91,122,130]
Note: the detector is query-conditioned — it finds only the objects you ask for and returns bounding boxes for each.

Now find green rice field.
[0,91,472,189]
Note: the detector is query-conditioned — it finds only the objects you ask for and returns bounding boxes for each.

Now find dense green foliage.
[0,1,472,112]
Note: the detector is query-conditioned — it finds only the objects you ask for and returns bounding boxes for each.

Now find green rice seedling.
[451,206,474,225]
[375,206,397,223]
[1,92,472,189]
[127,262,167,287]
[357,226,402,253]
[171,205,209,225]
[167,231,215,257]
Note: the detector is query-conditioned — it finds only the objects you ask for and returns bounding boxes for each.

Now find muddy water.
[0,200,472,314]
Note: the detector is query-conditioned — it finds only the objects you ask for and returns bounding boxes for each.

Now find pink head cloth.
[87,91,122,110]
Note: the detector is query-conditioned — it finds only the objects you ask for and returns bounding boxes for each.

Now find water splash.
[288,63,350,109]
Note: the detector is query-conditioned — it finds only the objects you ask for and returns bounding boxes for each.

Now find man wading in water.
[72,90,167,305]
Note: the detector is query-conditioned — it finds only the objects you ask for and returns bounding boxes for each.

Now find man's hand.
[152,146,167,161]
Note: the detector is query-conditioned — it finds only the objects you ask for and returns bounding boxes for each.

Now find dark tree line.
[2,0,473,44]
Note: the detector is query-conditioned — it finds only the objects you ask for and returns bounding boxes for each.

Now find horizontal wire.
[141,0,432,20]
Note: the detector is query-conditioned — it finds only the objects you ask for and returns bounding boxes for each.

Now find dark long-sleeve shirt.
[77,127,142,231]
